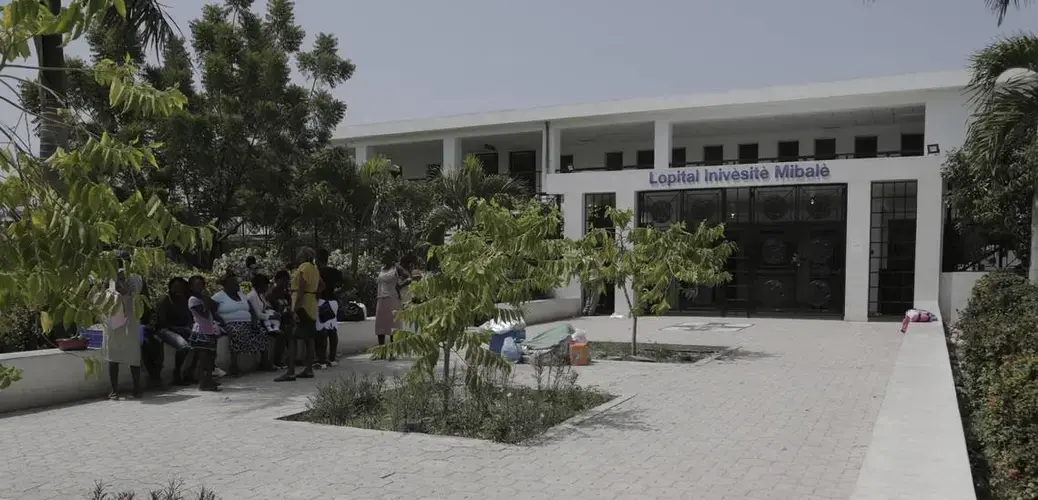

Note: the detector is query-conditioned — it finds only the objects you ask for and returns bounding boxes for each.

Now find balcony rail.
[556,149,926,173]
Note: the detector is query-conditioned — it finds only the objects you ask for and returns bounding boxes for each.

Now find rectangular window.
[703,145,724,166]
[814,138,836,160]
[560,154,574,173]
[854,136,879,159]
[474,152,498,175]
[636,150,654,168]
[605,152,624,170]
[425,163,441,180]
[737,143,759,164]
[777,140,800,162]
[671,147,687,168]
[901,133,924,157]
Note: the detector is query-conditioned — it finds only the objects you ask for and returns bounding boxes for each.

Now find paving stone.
[0,317,900,500]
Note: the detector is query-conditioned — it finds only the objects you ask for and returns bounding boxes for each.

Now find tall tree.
[963,35,1038,281]
[150,0,354,260]
[35,0,179,186]
[0,0,210,389]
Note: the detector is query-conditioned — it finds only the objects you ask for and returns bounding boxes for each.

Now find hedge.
[956,271,1038,499]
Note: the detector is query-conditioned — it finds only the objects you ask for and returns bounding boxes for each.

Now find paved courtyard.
[0,317,904,500]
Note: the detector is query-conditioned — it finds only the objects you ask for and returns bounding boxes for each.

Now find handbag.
[318,300,336,323]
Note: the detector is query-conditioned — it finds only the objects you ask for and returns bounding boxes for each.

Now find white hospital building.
[335,71,972,322]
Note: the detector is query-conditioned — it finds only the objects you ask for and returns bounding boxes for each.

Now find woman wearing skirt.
[375,254,411,346]
[102,254,145,400]
[212,273,268,376]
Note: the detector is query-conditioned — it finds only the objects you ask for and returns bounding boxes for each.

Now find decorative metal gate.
[637,184,847,317]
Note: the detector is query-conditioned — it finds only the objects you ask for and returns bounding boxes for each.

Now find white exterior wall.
[339,71,972,322]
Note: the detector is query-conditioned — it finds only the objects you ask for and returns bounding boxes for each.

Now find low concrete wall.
[938,271,988,326]
[850,303,975,500]
[503,298,582,325]
[0,297,582,414]
[0,320,380,414]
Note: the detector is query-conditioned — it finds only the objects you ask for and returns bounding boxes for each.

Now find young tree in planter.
[573,208,735,355]
[0,0,211,389]
[371,199,573,409]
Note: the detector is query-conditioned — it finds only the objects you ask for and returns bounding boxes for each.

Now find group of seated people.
[135,248,360,393]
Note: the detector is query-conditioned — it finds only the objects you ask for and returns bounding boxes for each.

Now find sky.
[6,0,1038,135]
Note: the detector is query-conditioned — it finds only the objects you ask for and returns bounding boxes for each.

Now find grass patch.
[588,341,721,363]
[282,364,614,444]
[88,480,218,500]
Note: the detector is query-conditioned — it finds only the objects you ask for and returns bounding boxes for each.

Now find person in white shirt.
[211,273,268,376]
[246,274,279,336]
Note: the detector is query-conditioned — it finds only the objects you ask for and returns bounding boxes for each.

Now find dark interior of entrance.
[637,184,848,317]
[583,192,617,315]
[868,181,918,318]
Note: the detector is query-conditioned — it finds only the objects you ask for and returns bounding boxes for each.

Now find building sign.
[648,163,831,188]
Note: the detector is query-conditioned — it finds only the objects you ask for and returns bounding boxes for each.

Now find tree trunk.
[35,0,69,193]
[440,342,451,414]
[630,314,638,355]
[1030,185,1038,283]
[350,232,360,276]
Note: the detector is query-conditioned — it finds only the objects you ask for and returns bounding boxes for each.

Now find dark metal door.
[752,226,802,313]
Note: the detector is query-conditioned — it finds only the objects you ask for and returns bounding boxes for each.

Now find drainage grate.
[661,322,753,333]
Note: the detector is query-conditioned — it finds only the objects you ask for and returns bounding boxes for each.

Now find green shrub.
[296,366,613,444]
[956,271,1038,500]
[957,272,1038,389]
[0,306,45,353]
[976,355,1038,500]
[211,247,285,279]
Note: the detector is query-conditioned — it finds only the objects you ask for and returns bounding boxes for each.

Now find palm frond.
[987,0,1031,25]
[965,35,1038,160]
[100,0,181,56]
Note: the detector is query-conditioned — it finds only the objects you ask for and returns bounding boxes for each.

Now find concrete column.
[556,192,584,300]
[442,136,463,171]
[913,175,944,307]
[613,189,636,317]
[653,120,672,170]
[843,180,871,321]
[353,145,374,164]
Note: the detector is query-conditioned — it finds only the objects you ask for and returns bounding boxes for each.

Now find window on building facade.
[605,152,624,170]
[901,133,924,157]
[671,147,687,168]
[814,138,836,160]
[560,154,574,172]
[854,136,879,159]
[636,150,654,168]
[509,150,537,192]
[703,145,724,166]
[777,140,800,162]
[474,152,498,175]
[738,143,759,164]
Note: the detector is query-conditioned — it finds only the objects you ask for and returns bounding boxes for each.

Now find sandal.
[297,371,315,379]
[274,373,297,382]
[107,392,120,401]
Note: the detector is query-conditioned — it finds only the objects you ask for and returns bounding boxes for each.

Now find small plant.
[88,480,218,500]
[290,368,613,444]
[574,208,734,355]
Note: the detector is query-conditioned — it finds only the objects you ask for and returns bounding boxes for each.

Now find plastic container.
[489,330,520,354]
[82,329,103,349]
[569,342,590,366]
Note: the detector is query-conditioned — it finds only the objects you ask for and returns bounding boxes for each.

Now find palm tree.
[965,34,1038,281]
[428,154,528,237]
[36,0,179,188]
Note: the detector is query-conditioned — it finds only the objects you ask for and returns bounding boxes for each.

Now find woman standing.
[275,247,320,382]
[375,254,411,346]
[266,270,293,370]
[212,273,266,376]
[102,251,145,400]
[186,275,220,391]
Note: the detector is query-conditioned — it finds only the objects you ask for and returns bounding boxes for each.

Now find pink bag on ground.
[900,309,936,333]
